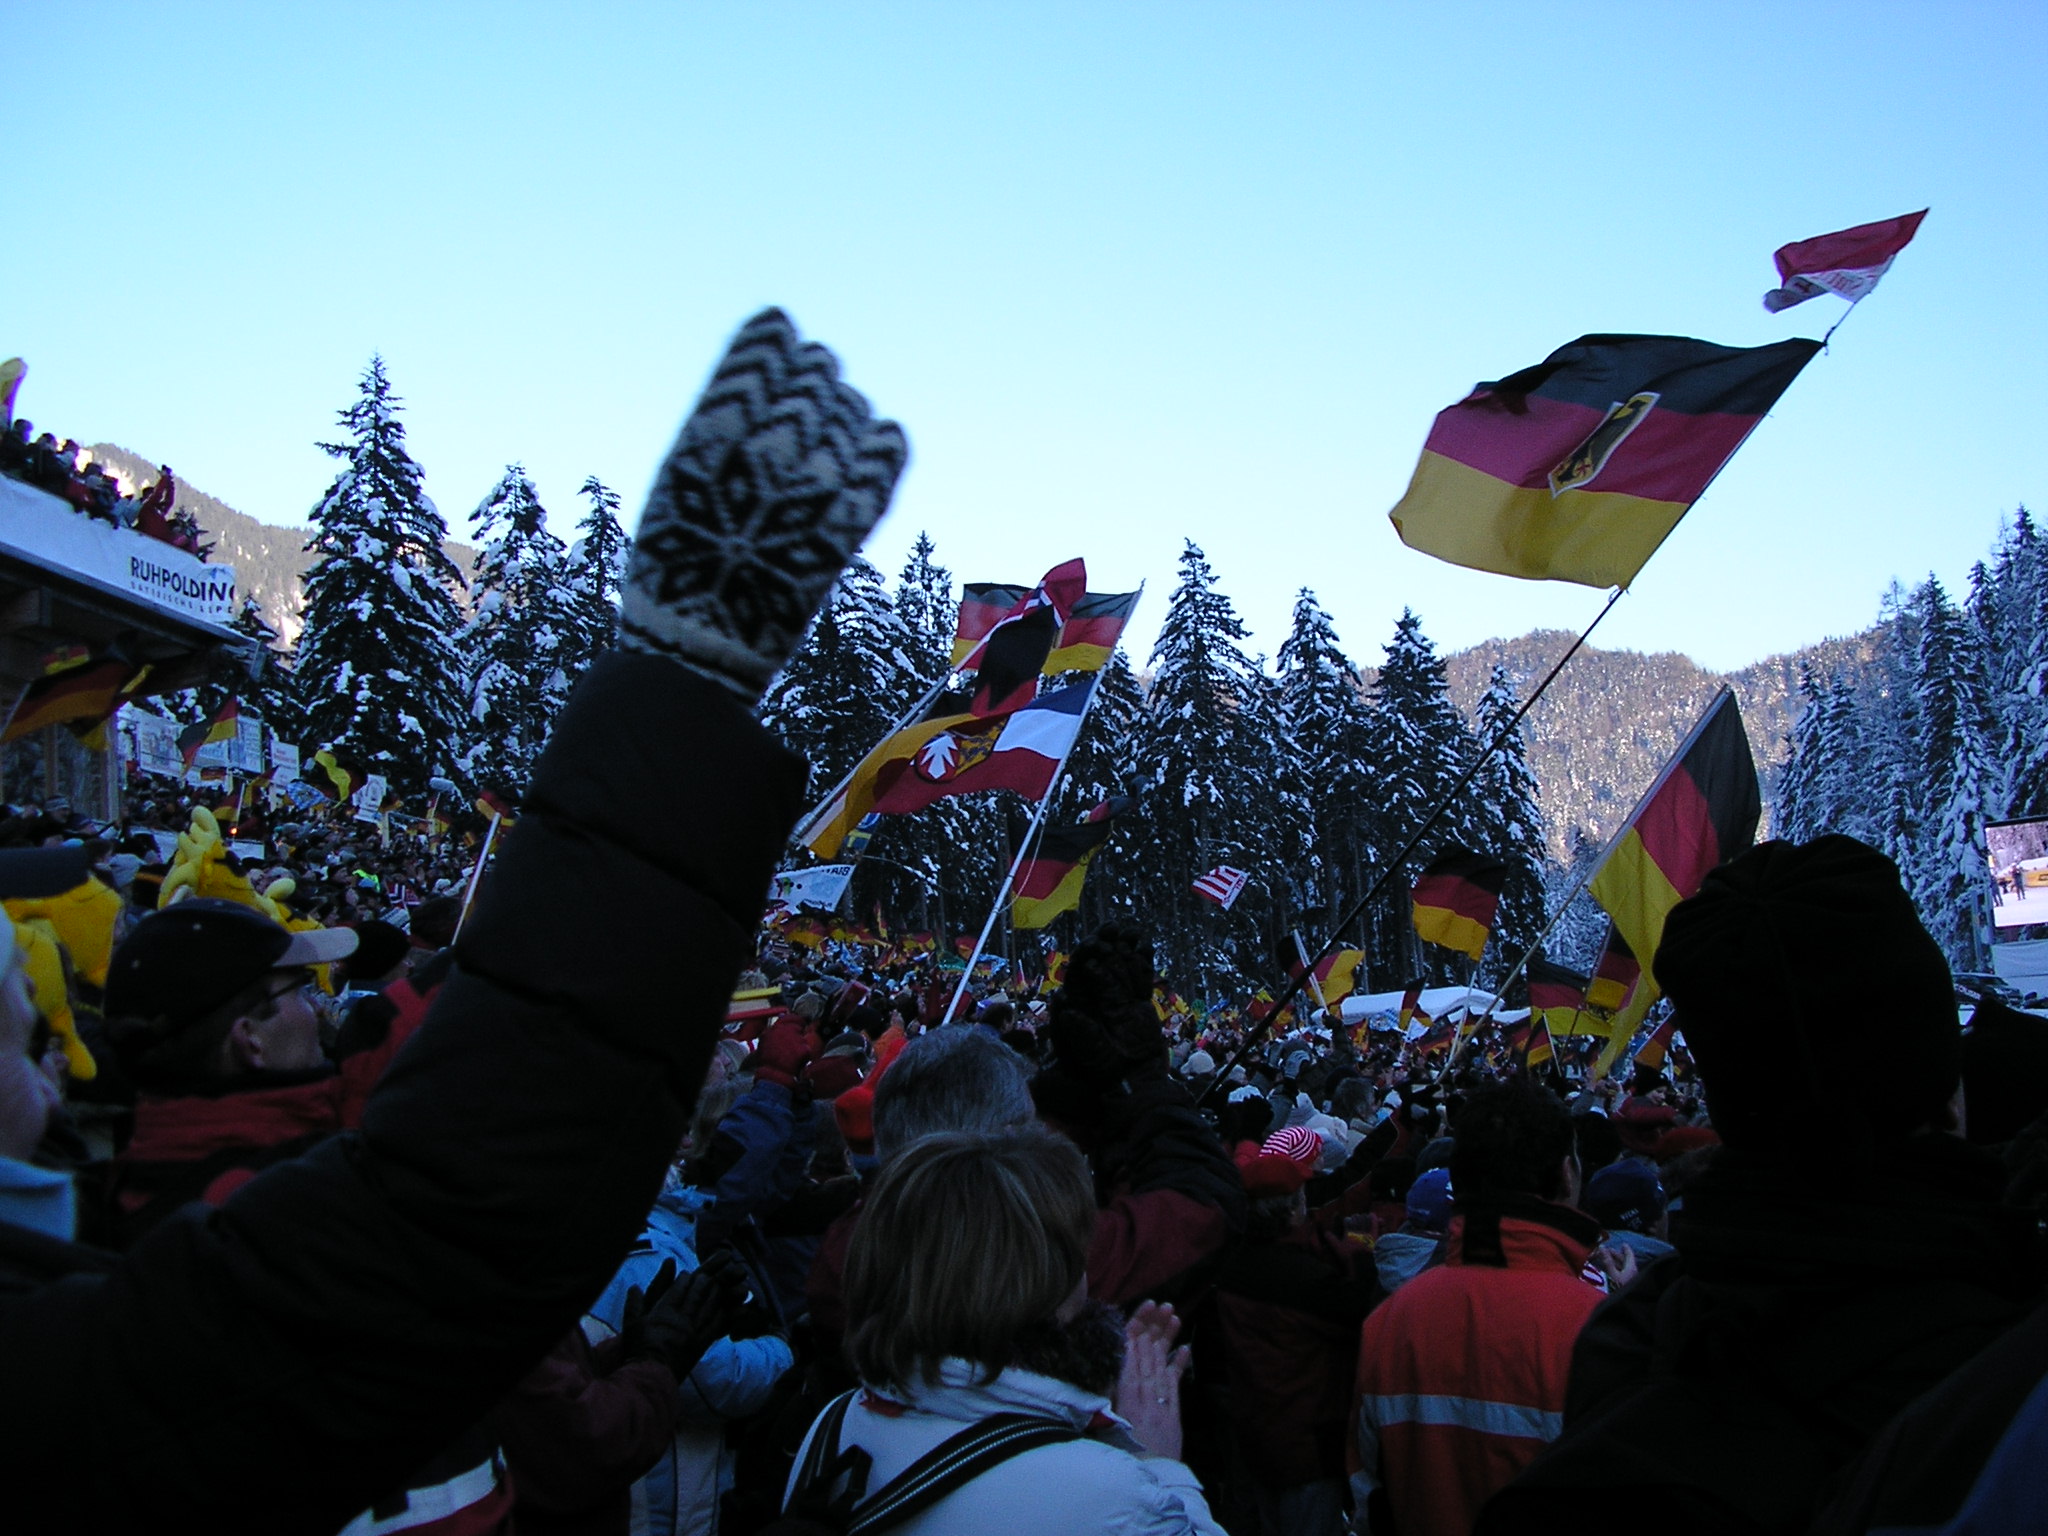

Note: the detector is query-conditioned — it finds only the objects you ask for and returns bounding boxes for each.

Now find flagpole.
[1198,585,1626,1104]
[792,671,957,852]
[1291,931,1331,1012]
[944,585,1143,1024]
[1821,296,1863,350]
[452,811,503,941]
[944,672,1110,1027]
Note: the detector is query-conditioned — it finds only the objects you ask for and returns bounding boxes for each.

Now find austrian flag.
[1192,865,1251,910]
[1763,209,1927,313]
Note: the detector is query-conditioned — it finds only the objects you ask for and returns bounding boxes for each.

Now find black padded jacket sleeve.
[1,654,804,1536]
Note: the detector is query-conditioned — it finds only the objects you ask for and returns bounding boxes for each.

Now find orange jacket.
[1354,1198,1606,1536]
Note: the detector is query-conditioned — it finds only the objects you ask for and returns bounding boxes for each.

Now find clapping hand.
[621,1250,749,1381]
[1113,1300,1192,1461]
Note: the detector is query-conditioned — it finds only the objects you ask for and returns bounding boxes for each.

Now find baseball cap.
[1585,1158,1668,1234]
[1406,1167,1454,1233]
[105,899,358,1026]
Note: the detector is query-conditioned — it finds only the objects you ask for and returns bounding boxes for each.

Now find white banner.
[0,475,237,624]
[768,864,855,913]
[231,716,264,773]
[268,739,300,782]
[352,774,387,824]
[123,710,183,777]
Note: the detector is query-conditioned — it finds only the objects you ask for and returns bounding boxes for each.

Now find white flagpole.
[945,583,1143,1023]
[453,812,502,941]
[1292,930,1331,1013]
[945,676,1105,1026]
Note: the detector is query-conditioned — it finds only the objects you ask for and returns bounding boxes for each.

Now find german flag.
[1588,688,1760,991]
[1389,334,1821,589]
[1633,1017,1677,1073]
[1012,796,1128,929]
[1396,982,1429,1034]
[901,930,936,955]
[1046,591,1140,673]
[956,559,1087,715]
[5,643,151,742]
[1509,1016,1556,1070]
[476,787,519,824]
[1293,945,1366,1007]
[1585,920,1642,1012]
[1411,848,1508,960]
[178,696,240,769]
[952,585,1140,675]
[304,747,368,803]
[1526,957,1590,1036]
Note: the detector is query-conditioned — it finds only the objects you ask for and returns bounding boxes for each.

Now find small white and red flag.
[1763,209,1927,313]
[1192,865,1251,910]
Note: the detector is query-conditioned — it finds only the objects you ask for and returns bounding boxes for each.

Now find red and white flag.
[1192,865,1250,910]
[1763,209,1927,313]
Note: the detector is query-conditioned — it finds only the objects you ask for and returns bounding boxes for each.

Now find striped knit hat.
[1262,1124,1322,1170]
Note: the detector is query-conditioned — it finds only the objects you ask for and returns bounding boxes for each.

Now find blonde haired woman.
[783,1127,1224,1534]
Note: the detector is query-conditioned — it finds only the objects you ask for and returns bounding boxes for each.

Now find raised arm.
[4,310,904,1536]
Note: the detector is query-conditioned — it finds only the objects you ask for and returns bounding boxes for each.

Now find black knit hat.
[1655,835,1959,1153]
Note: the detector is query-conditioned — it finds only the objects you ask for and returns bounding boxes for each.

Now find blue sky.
[8,3,2043,672]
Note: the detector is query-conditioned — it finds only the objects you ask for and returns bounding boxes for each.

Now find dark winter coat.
[0,653,804,1535]
[1211,1222,1381,1488]
[1475,1136,2044,1536]
[1811,1296,2048,1535]
[110,959,447,1244]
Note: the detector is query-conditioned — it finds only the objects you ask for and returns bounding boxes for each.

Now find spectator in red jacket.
[1212,1150,1380,1536]
[1353,1079,1606,1536]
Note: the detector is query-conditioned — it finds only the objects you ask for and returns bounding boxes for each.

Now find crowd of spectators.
[0,419,206,553]
[9,313,2048,1536]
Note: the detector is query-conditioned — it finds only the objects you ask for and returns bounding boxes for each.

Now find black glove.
[618,308,907,702]
[621,1250,748,1380]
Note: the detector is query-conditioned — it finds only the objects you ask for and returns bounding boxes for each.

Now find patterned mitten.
[618,308,907,700]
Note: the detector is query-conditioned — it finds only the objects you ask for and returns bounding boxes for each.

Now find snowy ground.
[1993,882,2048,929]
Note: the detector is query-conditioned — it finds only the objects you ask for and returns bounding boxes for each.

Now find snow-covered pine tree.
[867,534,976,938]
[1469,664,1547,973]
[1776,663,1826,844]
[1273,590,1376,939]
[295,358,468,789]
[1542,826,1610,973]
[759,556,923,802]
[1910,577,2001,969]
[1365,609,1480,986]
[1053,647,1148,932]
[893,532,956,684]
[1131,542,1265,985]
[1993,507,2048,818]
[460,465,569,791]
[558,475,627,690]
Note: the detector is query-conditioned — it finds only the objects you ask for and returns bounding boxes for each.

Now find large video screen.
[1986,817,2048,935]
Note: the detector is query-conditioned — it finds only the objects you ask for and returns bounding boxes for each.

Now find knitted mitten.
[618,308,907,701]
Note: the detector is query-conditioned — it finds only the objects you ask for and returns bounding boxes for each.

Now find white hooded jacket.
[784,1359,1225,1536]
